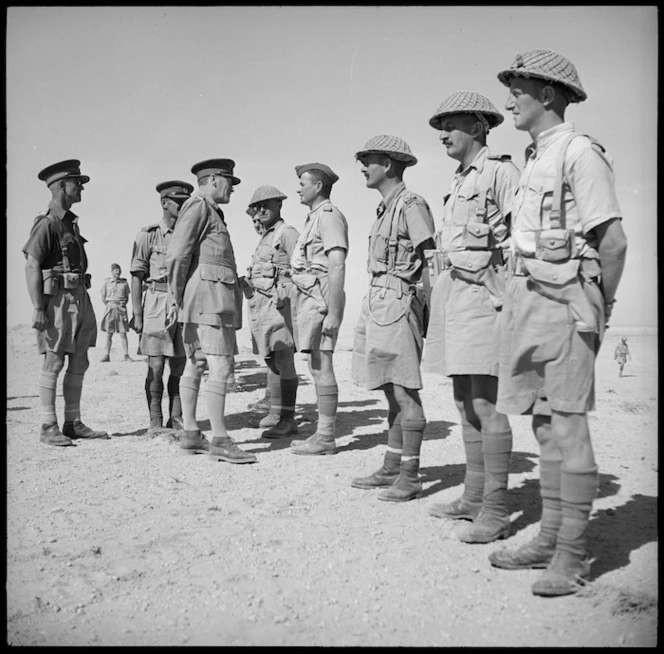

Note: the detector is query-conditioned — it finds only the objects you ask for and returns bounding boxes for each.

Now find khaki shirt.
[367,182,435,284]
[291,200,348,273]
[166,192,238,327]
[100,277,129,304]
[438,147,519,253]
[130,220,175,283]
[248,218,300,280]
[511,122,622,259]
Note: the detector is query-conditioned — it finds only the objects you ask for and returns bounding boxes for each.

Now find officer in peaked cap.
[244,184,301,439]
[165,158,256,464]
[289,161,348,456]
[350,134,435,503]
[23,158,109,446]
[487,50,627,597]
[423,91,520,547]
[190,158,241,185]
[130,179,194,435]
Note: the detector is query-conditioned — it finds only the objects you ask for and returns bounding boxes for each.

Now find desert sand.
[6,322,658,646]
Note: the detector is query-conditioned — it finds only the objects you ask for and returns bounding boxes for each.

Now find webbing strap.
[474,157,499,223]
[549,133,579,230]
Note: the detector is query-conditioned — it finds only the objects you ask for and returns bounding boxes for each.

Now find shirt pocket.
[451,188,480,226]
[198,264,236,316]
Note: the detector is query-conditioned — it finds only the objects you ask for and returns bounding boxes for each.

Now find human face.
[251,215,264,235]
[212,175,233,204]
[162,197,180,220]
[253,199,281,229]
[436,114,478,162]
[358,153,389,189]
[297,172,320,208]
[111,267,121,279]
[63,177,84,204]
[505,77,547,132]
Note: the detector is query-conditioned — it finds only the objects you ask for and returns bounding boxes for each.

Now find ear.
[470,120,484,138]
[541,84,556,107]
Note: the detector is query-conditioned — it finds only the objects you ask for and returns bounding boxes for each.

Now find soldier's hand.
[31,308,48,331]
[131,315,143,334]
[165,305,178,330]
[321,314,340,339]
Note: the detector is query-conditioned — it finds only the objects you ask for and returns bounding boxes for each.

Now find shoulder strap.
[475,158,500,223]
[45,214,72,273]
[386,192,409,272]
[550,133,582,229]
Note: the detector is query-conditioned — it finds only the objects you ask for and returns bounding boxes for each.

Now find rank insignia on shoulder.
[488,154,512,161]
[142,223,160,232]
[323,206,334,212]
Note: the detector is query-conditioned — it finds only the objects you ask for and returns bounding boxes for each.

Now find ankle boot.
[455,507,511,543]
[377,459,422,502]
[489,534,556,570]
[429,496,482,520]
[531,549,591,596]
[351,465,399,489]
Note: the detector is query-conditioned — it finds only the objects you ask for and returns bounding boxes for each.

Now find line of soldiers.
[23,49,627,598]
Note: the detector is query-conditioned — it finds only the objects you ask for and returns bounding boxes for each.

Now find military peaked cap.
[294,162,339,185]
[191,159,241,185]
[155,180,194,199]
[38,159,90,186]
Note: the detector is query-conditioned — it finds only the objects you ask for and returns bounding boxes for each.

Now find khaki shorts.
[423,269,500,377]
[291,275,342,353]
[100,303,130,334]
[496,275,604,416]
[352,286,426,390]
[37,287,98,355]
[182,322,237,358]
[138,289,185,358]
[247,283,295,358]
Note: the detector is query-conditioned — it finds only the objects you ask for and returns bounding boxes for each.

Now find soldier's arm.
[25,254,48,331]
[100,281,107,304]
[593,217,627,322]
[323,247,346,336]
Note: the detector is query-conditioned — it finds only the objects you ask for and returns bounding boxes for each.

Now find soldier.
[166,158,256,463]
[289,163,348,456]
[488,50,627,596]
[245,185,301,439]
[351,135,435,502]
[424,91,520,543]
[614,337,631,377]
[23,159,109,446]
[130,180,193,434]
[99,263,133,362]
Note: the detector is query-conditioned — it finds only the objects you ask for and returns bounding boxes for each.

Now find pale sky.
[6,6,658,344]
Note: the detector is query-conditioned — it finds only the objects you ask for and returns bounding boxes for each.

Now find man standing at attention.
[489,50,627,596]
[425,91,520,543]
[351,135,435,502]
[166,159,256,463]
[289,163,348,456]
[99,263,133,362]
[245,185,301,439]
[23,159,109,446]
[130,180,193,434]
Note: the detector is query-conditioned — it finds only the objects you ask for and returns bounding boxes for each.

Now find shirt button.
[552,274,558,280]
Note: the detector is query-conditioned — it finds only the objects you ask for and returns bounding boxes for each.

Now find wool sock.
[316,383,338,440]
[179,376,201,431]
[539,456,563,543]
[205,380,228,439]
[167,374,182,419]
[461,421,485,504]
[280,376,298,420]
[63,372,84,423]
[384,411,403,472]
[557,466,599,558]
[481,428,513,516]
[39,371,59,425]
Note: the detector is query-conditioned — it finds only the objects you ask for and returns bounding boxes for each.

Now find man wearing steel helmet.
[289,163,348,456]
[488,50,627,596]
[23,159,109,446]
[245,185,301,439]
[130,180,193,435]
[351,135,435,502]
[166,159,256,464]
[424,91,520,543]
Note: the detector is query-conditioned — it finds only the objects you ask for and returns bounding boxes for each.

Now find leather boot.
[262,417,299,439]
[531,549,591,597]
[40,423,73,447]
[147,416,163,436]
[489,534,556,570]
[209,437,257,464]
[377,460,422,502]
[455,507,511,543]
[290,432,337,456]
[351,465,399,489]
[429,496,482,521]
[62,420,110,440]
[179,429,210,455]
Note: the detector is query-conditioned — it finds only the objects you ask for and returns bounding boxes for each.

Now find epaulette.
[323,206,334,212]
[488,154,512,161]
[586,135,606,153]
[141,223,160,232]
[403,191,420,205]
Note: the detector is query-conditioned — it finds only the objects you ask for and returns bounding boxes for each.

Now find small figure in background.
[100,263,133,362]
[614,337,631,377]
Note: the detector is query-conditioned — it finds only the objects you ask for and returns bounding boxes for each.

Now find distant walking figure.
[614,337,631,377]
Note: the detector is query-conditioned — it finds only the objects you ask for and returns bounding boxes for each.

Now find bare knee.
[43,352,65,375]
[148,356,166,378]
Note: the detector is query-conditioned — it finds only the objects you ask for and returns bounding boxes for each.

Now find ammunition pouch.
[464,222,492,250]
[448,250,505,309]
[521,258,598,333]
[42,270,60,296]
[43,270,90,293]
[534,228,577,262]
[149,280,168,292]
[291,271,328,315]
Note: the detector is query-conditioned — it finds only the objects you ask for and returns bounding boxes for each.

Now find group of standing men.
[23,49,627,598]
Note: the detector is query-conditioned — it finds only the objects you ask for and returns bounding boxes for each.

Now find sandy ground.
[6,322,658,647]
